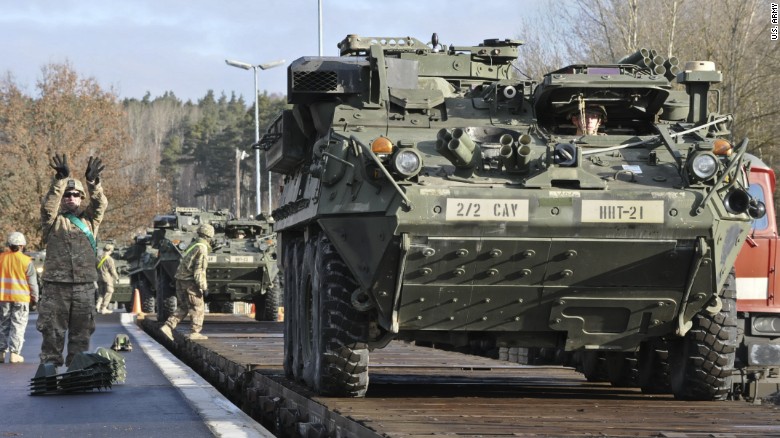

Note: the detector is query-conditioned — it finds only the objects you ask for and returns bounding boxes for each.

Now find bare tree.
[0,63,165,248]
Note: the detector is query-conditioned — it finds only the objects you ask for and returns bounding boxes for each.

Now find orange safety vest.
[0,250,32,303]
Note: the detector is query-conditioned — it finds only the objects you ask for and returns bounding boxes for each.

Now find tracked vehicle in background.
[265,34,764,399]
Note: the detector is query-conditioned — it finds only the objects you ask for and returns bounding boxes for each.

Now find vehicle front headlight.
[688,152,718,181]
[392,149,423,179]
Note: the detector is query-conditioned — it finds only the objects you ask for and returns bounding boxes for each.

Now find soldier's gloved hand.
[85,156,105,183]
[49,154,70,180]
[201,288,209,297]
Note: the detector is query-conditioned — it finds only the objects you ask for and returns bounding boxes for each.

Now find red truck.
[733,155,780,399]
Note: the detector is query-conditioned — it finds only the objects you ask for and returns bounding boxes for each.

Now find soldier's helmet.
[104,243,114,252]
[569,105,608,122]
[65,179,86,197]
[197,224,215,239]
[7,231,26,246]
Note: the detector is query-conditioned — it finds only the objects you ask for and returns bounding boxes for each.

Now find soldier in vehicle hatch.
[159,223,213,341]
[570,105,607,135]
[38,154,107,367]
[95,243,119,314]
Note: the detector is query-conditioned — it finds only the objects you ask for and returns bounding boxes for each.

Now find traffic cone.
[277,306,284,322]
[249,303,256,317]
[131,288,144,317]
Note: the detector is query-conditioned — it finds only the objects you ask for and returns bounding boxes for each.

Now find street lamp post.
[225,58,285,218]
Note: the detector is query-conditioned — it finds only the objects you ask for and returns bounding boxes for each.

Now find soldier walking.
[160,224,213,341]
[38,154,107,367]
[96,243,119,314]
[0,232,39,364]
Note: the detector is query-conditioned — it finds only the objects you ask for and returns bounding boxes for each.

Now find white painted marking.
[121,313,274,438]
[736,277,769,300]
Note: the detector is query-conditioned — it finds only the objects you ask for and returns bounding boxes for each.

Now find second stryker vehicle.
[152,207,280,321]
[206,218,282,321]
[264,34,764,399]
[124,231,158,313]
[105,243,134,311]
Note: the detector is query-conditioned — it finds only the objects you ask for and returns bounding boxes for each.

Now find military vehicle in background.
[109,244,134,311]
[124,231,158,313]
[264,33,764,399]
[151,207,281,321]
[206,217,282,321]
[152,207,231,321]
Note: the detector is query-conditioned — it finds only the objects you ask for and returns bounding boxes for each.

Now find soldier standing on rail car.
[0,232,39,364]
[95,243,119,314]
[159,223,213,341]
[38,154,107,367]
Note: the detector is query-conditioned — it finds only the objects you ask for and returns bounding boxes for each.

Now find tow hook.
[705,295,723,315]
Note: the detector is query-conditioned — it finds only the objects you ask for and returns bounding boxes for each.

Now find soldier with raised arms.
[37,154,107,367]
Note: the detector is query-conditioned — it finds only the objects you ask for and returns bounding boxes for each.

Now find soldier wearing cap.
[95,243,119,314]
[37,154,107,367]
[0,232,39,364]
[570,105,607,135]
[160,223,213,341]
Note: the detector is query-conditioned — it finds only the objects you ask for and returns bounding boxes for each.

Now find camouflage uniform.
[164,237,210,335]
[96,251,119,312]
[37,177,107,366]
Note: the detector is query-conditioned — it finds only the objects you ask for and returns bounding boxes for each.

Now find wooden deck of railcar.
[138,314,780,437]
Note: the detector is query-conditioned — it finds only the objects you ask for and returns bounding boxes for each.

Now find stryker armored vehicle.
[264,33,764,399]
[206,217,282,321]
[123,232,157,313]
[152,207,232,320]
[106,243,134,311]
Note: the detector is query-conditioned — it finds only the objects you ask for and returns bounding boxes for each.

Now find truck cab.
[734,155,780,398]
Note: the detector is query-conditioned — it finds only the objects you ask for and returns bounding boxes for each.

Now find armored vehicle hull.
[152,208,281,321]
[268,35,761,399]
[124,233,157,313]
[110,245,134,311]
[206,219,281,321]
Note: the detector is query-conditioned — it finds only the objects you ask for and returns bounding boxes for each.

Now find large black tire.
[283,238,304,380]
[137,277,156,314]
[156,270,177,322]
[669,272,738,400]
[606,352,639,387]
[298,232,370,397]
[255,275,283,322]
[580,351,610,382]
[638,338,671,394]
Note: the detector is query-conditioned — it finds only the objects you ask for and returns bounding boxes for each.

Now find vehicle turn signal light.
[371,137,394,154]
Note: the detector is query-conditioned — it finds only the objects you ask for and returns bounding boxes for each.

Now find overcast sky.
[1,0,540,103]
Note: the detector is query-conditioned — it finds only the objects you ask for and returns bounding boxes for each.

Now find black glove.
[49,154,70,180]
[85,156,105,183]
